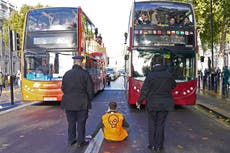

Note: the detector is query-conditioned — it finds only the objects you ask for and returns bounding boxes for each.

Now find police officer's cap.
[72,55,84,60]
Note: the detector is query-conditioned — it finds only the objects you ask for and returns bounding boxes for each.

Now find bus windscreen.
[132,50,195,82]
[24,51,73,81]
[26,8,78,32]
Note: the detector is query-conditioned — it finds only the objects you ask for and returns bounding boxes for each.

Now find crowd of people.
[135,10,193,27]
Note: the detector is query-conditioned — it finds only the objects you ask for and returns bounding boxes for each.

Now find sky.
[8,0,133,67]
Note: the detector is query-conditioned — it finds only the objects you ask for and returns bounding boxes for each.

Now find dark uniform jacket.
[137,64,176,111]
[61,64,94,111]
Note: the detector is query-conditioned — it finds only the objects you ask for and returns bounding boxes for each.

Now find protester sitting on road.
[86,101,130,142]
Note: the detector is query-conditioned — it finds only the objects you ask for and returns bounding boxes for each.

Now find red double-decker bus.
[21,7,107,101]
[125,1,197,105]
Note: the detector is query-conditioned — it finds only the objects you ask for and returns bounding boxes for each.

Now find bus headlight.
[33,82,41,88]
[175,91,179,95]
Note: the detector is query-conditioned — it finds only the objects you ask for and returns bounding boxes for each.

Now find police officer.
[136,54,176,152]
[61,55,94,147]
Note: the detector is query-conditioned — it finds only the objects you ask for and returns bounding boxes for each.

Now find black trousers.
[147,111,168,148]
[65,110,88,144]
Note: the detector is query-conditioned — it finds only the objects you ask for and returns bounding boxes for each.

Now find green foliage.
[2,4,45,47]
[171,0,229,51]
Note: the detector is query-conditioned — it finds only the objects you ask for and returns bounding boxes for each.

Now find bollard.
[203,77,206,90]
[211,73,215,90]
[222,77,226,96]
[9,75,14,105]
[208,76,211,90]
[214,75,217,93]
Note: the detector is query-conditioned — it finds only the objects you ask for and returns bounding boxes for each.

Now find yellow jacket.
[102,111,128,141]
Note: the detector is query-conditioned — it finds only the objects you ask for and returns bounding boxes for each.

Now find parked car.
[106,68,118,81]
[118,69,125,76]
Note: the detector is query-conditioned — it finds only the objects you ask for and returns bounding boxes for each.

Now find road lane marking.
[84,129,104,153]
[0,101,41,115]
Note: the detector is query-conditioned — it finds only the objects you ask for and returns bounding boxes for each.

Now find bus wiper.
[160,47,173,52]
[45,48,77,52]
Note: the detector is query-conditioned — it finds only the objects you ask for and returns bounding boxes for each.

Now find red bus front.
[125,1,197,105]
[127,77,196,105]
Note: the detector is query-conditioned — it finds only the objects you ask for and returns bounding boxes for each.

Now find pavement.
[0,86,41,114]
[197,89,230,120]
[0,87,21,110]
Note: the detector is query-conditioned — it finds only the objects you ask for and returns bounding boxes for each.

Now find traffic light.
[16,32,20,51]
[12,30,20,51]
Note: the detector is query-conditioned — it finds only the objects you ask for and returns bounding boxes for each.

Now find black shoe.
[68,140,77,147]
[77,141,89,148]
[147,145,155,150]
[155,147,163,152]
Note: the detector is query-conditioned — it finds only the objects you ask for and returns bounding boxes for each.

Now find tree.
[218,0,230,56]
[2,4,45,48]
[178,0,230,66]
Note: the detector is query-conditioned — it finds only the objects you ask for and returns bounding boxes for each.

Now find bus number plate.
[43,97,57,101]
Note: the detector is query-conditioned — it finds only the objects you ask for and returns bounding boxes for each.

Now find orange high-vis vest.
[102,112,128,141]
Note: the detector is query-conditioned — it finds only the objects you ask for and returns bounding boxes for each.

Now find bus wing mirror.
[125,54,129,60]
[107,57,109,65]
[124,32,128,44]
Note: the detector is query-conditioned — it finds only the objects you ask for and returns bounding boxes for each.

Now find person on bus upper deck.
[61,55,94,148]
[136,54,176,152]
[134,18,139,27]
[168,17,178,26]
[175,15,181,25]
[164,14,170,25]
[86,101,130,142]
[151,9,159,25]
[138,13,151,25]
[182,17,192,26]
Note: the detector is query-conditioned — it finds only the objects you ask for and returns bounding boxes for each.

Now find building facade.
[0,0,20,75]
